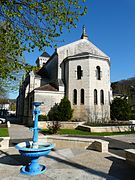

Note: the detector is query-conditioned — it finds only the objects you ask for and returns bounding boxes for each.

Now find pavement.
[104,135,135,158]
[8,124,33,146]
[0,123,135,180]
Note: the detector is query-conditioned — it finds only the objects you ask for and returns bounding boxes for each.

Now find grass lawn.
[0,128,9,137]
[41,128,135,136]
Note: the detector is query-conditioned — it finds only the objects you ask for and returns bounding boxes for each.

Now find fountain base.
[21,164,46,176]
[20,155,47,176]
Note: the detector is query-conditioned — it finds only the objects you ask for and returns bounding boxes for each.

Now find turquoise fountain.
[16,102,54,176]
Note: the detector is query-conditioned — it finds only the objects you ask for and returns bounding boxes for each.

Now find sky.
[9,0,135,99]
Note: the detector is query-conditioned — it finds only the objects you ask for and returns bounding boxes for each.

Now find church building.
[16,27,111,125]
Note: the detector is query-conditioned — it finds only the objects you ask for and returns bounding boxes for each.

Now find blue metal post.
[32,102,41,148]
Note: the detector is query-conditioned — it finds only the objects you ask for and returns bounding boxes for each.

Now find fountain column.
[32,102,41,149]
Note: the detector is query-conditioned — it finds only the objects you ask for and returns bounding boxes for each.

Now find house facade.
[17,27,111,125]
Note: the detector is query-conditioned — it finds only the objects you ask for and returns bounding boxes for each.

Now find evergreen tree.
[48,103,59,121]
[58,96,73,121]
[111,97,131,120]
[48,96,73,121]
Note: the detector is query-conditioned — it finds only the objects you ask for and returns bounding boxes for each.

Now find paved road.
[104,135,135,158]
[8,123,33,146]
[8,124,33,140]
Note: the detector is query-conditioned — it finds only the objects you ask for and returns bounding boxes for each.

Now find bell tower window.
[77,65,83,80]
[96,66,101,80]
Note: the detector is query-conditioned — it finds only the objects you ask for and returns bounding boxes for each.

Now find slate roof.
[40,52,50,57]
[35,84,58,91]
[36,66,48,78]
[61,52,110,65]
[70,52,90,57]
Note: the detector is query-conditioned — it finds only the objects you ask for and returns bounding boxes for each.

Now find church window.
[81,89,84,104]
[77,66,83,79]
[100,90,104,105]
[94,89,98,105]
[73,89,77,105]
[96,66,101,80]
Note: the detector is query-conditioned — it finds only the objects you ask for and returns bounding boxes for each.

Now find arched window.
[100,90,104,104]
[73,89,77,105]
[96,66,101,80]
[94,89,98,105]
[81,89,84,104]
[77,65,83,79]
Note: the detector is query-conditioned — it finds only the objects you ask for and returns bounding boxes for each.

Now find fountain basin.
[16,141,54,175]
[16,141,54,157]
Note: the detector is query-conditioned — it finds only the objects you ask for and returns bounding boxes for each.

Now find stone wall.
[39,135,109,153]
[0,137,10,150]
[77,124,135,133]
[62,54,110,122]
[45,54,58,82]
[38,121,84,129]
[34,90,64,115]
